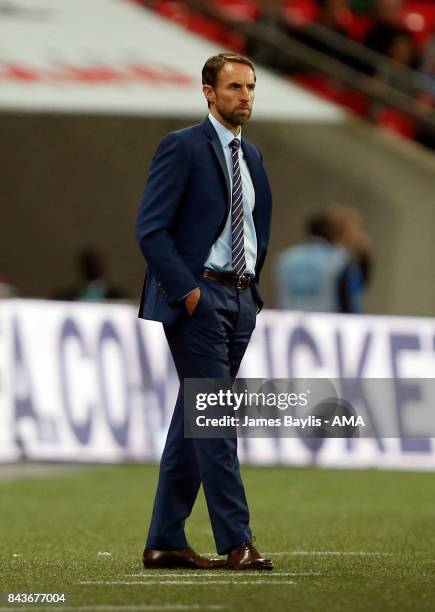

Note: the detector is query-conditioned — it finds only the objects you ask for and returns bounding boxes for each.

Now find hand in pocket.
[185,287,201,316]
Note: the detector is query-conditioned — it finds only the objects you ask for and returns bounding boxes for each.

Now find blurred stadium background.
[1,1,435,610]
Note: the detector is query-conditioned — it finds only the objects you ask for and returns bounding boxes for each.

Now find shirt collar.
[208,112,242,149]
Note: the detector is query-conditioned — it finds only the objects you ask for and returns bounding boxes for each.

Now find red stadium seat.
[185,13,229,42]
[293,73,369,117]
[292,73,342,103]
[212,0,261,22]
[346,14,373,43]
[283,0,318,27]
[376,107,417,139]
[153,1,191,27]
[340,89,369,117]
[152,1,244,49]
[400,2,435,47]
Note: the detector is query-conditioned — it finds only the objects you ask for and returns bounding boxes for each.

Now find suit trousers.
[145,276,257,555]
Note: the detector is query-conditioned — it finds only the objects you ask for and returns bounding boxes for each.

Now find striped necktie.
[230,138,246,276]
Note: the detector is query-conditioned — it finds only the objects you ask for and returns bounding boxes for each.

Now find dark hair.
[202,52,255,87]
[306,213,332,240]
[202,53,256,107]
[78,247,105,281]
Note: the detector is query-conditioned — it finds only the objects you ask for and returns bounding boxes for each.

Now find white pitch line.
[0,607,225,611]
[79,580,296,586]
[262,551,392,556]
[126,572,320,577]
[203,551,391,557]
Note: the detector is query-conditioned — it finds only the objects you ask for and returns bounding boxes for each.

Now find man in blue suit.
[136,53,272,570]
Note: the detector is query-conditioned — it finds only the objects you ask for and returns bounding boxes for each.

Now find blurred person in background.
[0,274,16,298]
[275,211,351,312]
[364,0,410,58]
[420,34,435,83]
[387,28,417,68]
[54,247,128,301]
[245,0,290,73]
[276,206,373,313]
[415,36,435,148]
[328,204,374,312]
[288,0,365,71]
[248,0,362,74]
[314,0,353,37]
[376,28,419,84]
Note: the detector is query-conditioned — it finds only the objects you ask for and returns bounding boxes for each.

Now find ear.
[203,84,216,106]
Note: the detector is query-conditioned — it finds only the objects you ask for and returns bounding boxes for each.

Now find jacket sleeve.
[136,132,198,304]
[251,147,270,314]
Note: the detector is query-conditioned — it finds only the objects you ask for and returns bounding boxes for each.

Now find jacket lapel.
[241,139,269,262]
[210,140,231,208]
[202,117,231,213]
[241,140,261,204]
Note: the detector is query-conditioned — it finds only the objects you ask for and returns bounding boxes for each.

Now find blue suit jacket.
[136,117,272,324]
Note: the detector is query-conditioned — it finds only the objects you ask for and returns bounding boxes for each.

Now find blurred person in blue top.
[53,247,128,302]
[276,205,372,313]
[331,204,373,311]
[0,274,16,298]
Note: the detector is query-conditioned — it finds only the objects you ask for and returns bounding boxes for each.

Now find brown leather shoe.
[227,542,273,570]
[142,547,226,569]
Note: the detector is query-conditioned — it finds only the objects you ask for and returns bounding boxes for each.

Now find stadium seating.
[143,0,434,142]
[282,0,318,26]
[400,1,435,47]
[375,107,417,139]
[292,73,369,118]
[153,0,244,47]
[212,0,260,22]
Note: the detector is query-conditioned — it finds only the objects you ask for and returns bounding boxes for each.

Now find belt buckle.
[236,274,248,290]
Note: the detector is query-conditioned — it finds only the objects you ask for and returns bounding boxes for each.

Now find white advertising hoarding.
[1,299,434,470]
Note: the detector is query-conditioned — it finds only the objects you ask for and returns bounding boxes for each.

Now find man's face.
[204,61,256,130]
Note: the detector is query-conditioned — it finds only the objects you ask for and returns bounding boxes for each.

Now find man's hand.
[185,287,201,316]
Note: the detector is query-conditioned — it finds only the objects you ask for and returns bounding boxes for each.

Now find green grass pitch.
[1,464,434,611]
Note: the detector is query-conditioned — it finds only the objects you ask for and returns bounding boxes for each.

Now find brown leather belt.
[202,268,254,290]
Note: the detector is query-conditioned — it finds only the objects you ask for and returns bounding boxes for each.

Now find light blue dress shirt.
[205,113,257,275]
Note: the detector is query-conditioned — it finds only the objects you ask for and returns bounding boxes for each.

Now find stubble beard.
[217,104,252,128]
